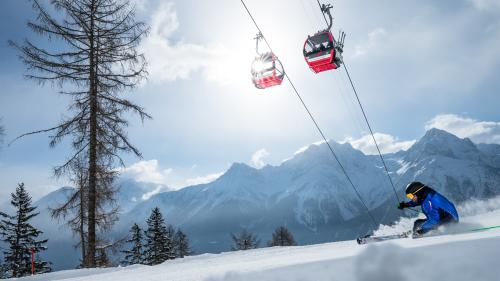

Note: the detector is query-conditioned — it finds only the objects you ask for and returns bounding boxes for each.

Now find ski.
[358,225,500,244]
[356,231,411,245]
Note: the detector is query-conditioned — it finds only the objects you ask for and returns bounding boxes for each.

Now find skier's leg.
[413,219,426,232]
[438,212,458,228]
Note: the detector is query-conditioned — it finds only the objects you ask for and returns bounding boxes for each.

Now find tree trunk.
[79,184,86,266]
[87,0,97,267]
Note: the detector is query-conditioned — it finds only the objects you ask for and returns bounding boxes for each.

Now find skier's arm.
[405,200,417,207]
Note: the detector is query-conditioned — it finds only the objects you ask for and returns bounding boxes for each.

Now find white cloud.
[425,114,500,144]
[139,2,237,85]
[344,133,416,155]
[292,140,327,156]
[185,172,224,186]
[141,185,166,201]
[468,0,500,10]
[353,28,386,58]
[130,0,148,11]
[119,159,172,185]
[251,148,270,168]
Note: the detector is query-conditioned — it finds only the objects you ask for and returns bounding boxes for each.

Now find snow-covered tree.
[0,183,51,277]
[143,208,173,265]
[268,226,297,247]
[231,229,260,251]
[122,223,144,265]
[166,225,177,260]
[174,229,191,258]
[0,260,6,279]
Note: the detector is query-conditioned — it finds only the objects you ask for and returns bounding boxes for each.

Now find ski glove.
[397,201,408,209]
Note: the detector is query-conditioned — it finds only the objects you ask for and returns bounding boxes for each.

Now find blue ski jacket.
[407,191,459,231]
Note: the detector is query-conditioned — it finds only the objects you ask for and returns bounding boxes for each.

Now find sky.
[1,0,500,201]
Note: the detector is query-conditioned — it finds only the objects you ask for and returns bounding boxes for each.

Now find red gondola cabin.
[251,52,284,89]
[303,31,341,74]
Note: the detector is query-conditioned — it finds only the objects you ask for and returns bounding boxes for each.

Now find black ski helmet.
[405,181,425,195]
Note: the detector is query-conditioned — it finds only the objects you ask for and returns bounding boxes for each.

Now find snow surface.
[18,198,500,281]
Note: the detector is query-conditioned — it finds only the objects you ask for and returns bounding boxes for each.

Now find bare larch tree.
[10,0,150,267]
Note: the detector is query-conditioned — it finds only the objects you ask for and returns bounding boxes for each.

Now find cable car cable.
[342,63,401,203]
[313,0,402,204]
[240,0,379,229]
[316,0,330,29]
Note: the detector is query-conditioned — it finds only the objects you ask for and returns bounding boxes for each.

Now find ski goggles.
[406,185,425,200]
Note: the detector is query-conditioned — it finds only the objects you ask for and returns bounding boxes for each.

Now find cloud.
[130,0,148,11]
[425,114,500,144]
[353,28,386,58]
[251,148,270,168]
[139,2,234,85]
[185,172,224,186]
[344,133,416,155]
[293,140,327,156]
[141,185,166,201]
[119,159,172,185]
[468,0,500,10]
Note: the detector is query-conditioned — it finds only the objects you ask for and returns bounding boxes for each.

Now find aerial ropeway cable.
[240,0,379,230]
[310,0,407,206]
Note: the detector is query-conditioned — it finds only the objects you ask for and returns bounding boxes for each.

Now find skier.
[398,181,459,237]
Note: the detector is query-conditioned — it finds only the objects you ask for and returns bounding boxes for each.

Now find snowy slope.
[18,197,500,281]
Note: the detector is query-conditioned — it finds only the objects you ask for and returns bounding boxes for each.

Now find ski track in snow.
[18,198,500,281]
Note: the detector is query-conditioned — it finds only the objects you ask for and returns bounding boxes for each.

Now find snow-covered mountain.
[12,128,500,270]
[388,128,500,201]
[114,128,500,254]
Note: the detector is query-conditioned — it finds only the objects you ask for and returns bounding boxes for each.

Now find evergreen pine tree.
[122,223,144,265]
[0,183,51,277]
[143,207,172,265]
[0,260,5,279]
[174,229,191,258]
[268,226,297,247]
[230,229,260,251]
[166,225,176,260]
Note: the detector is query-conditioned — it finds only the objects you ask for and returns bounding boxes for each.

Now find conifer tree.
[174,229,191,258]
[10,0,150,267]
[143,208,173,265]
[230,229,260,251]
[166,224,176,260]
[268,226,297,247]
[122,223,144,265]
[0,183,51,277]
